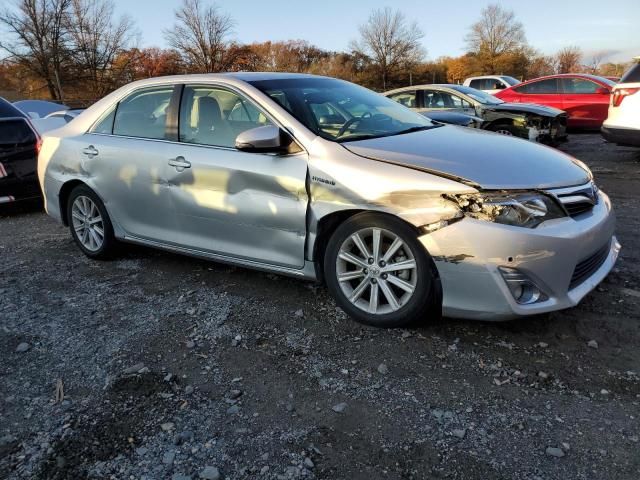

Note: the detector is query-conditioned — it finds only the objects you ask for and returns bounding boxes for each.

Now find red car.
[495,74,616,129]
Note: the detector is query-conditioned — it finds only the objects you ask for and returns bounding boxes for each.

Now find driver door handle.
[168,156,191,171]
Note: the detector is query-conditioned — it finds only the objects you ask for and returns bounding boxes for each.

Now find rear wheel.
[324,212,440,328]
[67,185,117,259]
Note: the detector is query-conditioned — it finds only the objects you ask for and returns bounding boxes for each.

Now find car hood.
[343,125,590,190]
[484,102,565,116]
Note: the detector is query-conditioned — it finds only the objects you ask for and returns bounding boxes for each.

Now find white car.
[601,57,640,147]
[463,75,521,95]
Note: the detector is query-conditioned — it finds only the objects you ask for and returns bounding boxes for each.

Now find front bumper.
[601,125,640,147]
[419,190,619,320]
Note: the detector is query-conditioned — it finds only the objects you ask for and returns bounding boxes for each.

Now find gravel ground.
[1,133,639,480]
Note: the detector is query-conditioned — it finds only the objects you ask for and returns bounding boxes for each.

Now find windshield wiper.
[394,125,437,135]
[336,133,388,143]
[336,125,440,143]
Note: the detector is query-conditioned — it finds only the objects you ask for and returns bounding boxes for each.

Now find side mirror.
[235,125,288,154]
[596,87,610,95]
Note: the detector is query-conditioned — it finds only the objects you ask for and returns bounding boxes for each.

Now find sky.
[116,0,639,63]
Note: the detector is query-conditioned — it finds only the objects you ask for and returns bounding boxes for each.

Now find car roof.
[521,73,609,83]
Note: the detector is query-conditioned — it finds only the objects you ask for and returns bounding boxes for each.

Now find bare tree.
[555,46,582,73]
[351,7,424,90]
[584,49,617,74]
[465,4,526,74]
[164,0,234,73]
[67,0,136,98]
[0,0,70,100]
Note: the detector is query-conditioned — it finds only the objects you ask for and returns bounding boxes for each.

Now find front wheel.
[488,124,519,136]
[324,213,440,328]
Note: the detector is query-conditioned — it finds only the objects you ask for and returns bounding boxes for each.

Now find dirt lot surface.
[1,133,639,480]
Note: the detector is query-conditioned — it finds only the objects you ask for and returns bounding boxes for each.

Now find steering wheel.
[336,111,372,137]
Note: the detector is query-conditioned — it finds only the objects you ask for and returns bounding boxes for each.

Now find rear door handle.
[168,156,191,172]
[82,146,99,158]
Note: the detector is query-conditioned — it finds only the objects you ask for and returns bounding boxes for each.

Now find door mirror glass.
[235,125,285,153]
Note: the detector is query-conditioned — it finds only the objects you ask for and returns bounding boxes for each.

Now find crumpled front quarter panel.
[305,139,475,258]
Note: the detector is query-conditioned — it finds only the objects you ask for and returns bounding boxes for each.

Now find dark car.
[0,97,41,205]
[385,84,568,144]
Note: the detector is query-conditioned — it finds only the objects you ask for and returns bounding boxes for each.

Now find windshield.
[448,85,504,105]
[248,77,435,142]
[501,76,521,86]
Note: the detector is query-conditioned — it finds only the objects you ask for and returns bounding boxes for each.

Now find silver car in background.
[38,73,620,327]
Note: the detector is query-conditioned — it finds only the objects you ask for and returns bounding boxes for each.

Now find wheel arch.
[58,179,88,226]
[310,208,424,283]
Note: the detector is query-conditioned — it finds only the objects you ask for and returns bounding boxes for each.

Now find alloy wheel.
[495,128,514,136]
[336,227,417,314]
[71,195,104,252]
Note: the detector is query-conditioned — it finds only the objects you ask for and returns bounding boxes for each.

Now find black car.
[0,97,41,205]
[385,84,568,145]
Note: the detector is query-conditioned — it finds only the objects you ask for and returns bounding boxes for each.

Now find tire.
[488,124,519,137]
[66,185,117,259]
[324,212,440,328]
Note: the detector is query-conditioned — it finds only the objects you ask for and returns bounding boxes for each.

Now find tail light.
[35,136,43,155]
[612,88,639,107]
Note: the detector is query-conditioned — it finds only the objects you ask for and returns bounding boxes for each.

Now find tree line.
[0,0,631,105]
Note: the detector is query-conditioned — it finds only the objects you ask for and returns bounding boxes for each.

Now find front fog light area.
[498,267,548,305]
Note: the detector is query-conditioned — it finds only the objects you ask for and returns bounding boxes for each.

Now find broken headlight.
[452,192,566,228]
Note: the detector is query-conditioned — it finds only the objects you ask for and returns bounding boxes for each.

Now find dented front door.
[164,144,309,268]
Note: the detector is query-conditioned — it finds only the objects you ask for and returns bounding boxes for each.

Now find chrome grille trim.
[547,182,598,218]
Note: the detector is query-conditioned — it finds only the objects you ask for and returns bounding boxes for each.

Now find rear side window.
[387,91,417,108]
[620,63,640,83]
[514,79,559,94]
[0,119,36,145]
[91,108,116,134]
[469,79,491,90]
[113,86,174,139]
[561,78,600,94]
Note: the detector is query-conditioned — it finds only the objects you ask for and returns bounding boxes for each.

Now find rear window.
[620,63,640,83]
[0,119,36,145]
[0,98,27,119]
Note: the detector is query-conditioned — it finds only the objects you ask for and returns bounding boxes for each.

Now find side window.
[179,85,273,148]
[387,91,417,108]
[561,78,600,94]
[469,79,484,90]
[91,107,116,134]
[112,86,174,139]
[514,79,559,94]
[424,91,461,109]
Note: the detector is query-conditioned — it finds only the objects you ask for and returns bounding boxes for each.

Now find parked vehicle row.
[36,73,620,328]
[385,84,567,144]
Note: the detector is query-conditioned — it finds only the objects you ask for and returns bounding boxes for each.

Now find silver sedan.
[38,73,620,327]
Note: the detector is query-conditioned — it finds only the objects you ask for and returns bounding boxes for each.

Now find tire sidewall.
[324,212,438,328]
[67,185,116,259]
